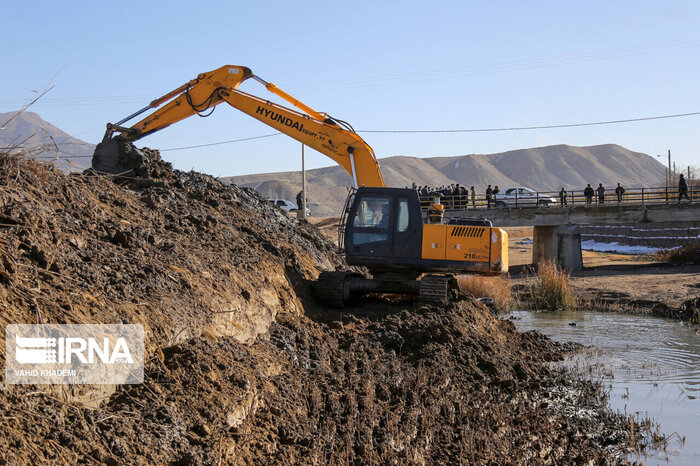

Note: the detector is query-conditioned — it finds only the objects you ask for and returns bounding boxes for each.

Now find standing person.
[615,183,625,203]
[470,186,476,209]
[492,186,500,209]
[296,190,303,211]
[559,188,568,206]
[584,184,594,205]
[452,183,461,209]
[485,185,493,209]
[597,183,605,204]
[679,174,691,202]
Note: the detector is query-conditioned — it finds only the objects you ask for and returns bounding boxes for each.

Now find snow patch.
[580,240,677,255]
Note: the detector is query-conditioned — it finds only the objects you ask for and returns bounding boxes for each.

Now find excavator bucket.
[91,139,123,174]
[92,139,150,175]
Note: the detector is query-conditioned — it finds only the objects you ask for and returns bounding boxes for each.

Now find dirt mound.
[0,302,631,464]
[0,149,642,464]
[1,144,340,349]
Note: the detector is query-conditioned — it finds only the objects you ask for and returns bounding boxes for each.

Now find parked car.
[267,198,311,216]
[492,187,556,208]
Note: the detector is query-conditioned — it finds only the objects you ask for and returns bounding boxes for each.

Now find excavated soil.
[0,147,648,464]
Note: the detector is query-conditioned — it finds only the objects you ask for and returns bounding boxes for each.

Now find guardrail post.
[641,188,644,205]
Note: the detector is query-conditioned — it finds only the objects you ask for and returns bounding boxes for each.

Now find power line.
[159,133,281,151]
[291,38,700,92]
[4,38,699,108]
[155,110,700,151]
[11,109,700,155]
[358,111,700,134]
[6,38,698,103]
[16,133,282,158]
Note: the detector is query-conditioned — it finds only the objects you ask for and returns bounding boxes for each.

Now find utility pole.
[301,143,307,219]
[668,150,672,187]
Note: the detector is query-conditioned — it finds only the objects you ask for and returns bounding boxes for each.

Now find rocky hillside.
[0,111,94,172]
[0,147,644,464]
[224,144,667,216]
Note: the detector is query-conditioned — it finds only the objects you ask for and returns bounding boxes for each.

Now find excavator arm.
[94,65,385,188]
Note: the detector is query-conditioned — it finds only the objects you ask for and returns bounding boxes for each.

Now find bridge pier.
[532,224,583,271]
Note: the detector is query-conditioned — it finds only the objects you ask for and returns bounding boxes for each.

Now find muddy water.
[511,310,700,465]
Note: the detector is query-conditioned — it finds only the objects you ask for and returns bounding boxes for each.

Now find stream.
[511,310,700,465]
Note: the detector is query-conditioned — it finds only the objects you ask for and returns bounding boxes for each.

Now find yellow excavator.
[94,65,508,306]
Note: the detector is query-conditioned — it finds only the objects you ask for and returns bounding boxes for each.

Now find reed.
[457,274,514,312]
[528,258,578,312]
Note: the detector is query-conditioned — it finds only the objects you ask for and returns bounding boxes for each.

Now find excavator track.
[419,274,457,304]
[316,272,458,307]
[315,271,352,308]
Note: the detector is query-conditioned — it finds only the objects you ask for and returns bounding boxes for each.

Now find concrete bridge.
[433,202,700,271]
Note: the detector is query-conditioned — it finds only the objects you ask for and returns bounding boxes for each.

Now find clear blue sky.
[1,0,698,176]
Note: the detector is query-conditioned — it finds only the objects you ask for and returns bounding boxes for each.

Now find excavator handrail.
[337,187,356,251]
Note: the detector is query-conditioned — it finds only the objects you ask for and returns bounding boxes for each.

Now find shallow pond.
[511,310,700,465]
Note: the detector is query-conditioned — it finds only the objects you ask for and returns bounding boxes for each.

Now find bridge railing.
[418,186,697,211]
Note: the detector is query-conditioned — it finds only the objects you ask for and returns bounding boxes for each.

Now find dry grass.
[528,258,578,312]
[653,244,700,265]
[457,274,514,312]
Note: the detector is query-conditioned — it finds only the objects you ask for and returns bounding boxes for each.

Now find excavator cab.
[342,187,507,274]
[317,186,508,307]
[343,187,423,271]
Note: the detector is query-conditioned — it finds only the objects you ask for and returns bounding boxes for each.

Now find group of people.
[411,174,693,209]
[412,183,480,209]
[413,183,469,198]
[576,182,626,205]
[484,185,501,209]
[573,175,692,206]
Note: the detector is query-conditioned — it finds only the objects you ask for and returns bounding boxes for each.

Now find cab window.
[397,198,409,232]
[352,197,390,244]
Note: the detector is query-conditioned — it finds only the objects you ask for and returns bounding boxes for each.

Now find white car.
[492,187,557,208]
[268,199,311,216]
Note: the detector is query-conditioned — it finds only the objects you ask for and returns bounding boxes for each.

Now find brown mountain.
[222,144,666,216]
[0,111,95,172]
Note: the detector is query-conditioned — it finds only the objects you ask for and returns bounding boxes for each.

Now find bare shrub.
[653,244,700,265]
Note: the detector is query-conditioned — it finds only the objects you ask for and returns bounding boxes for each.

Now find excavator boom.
[94,65,385,188]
